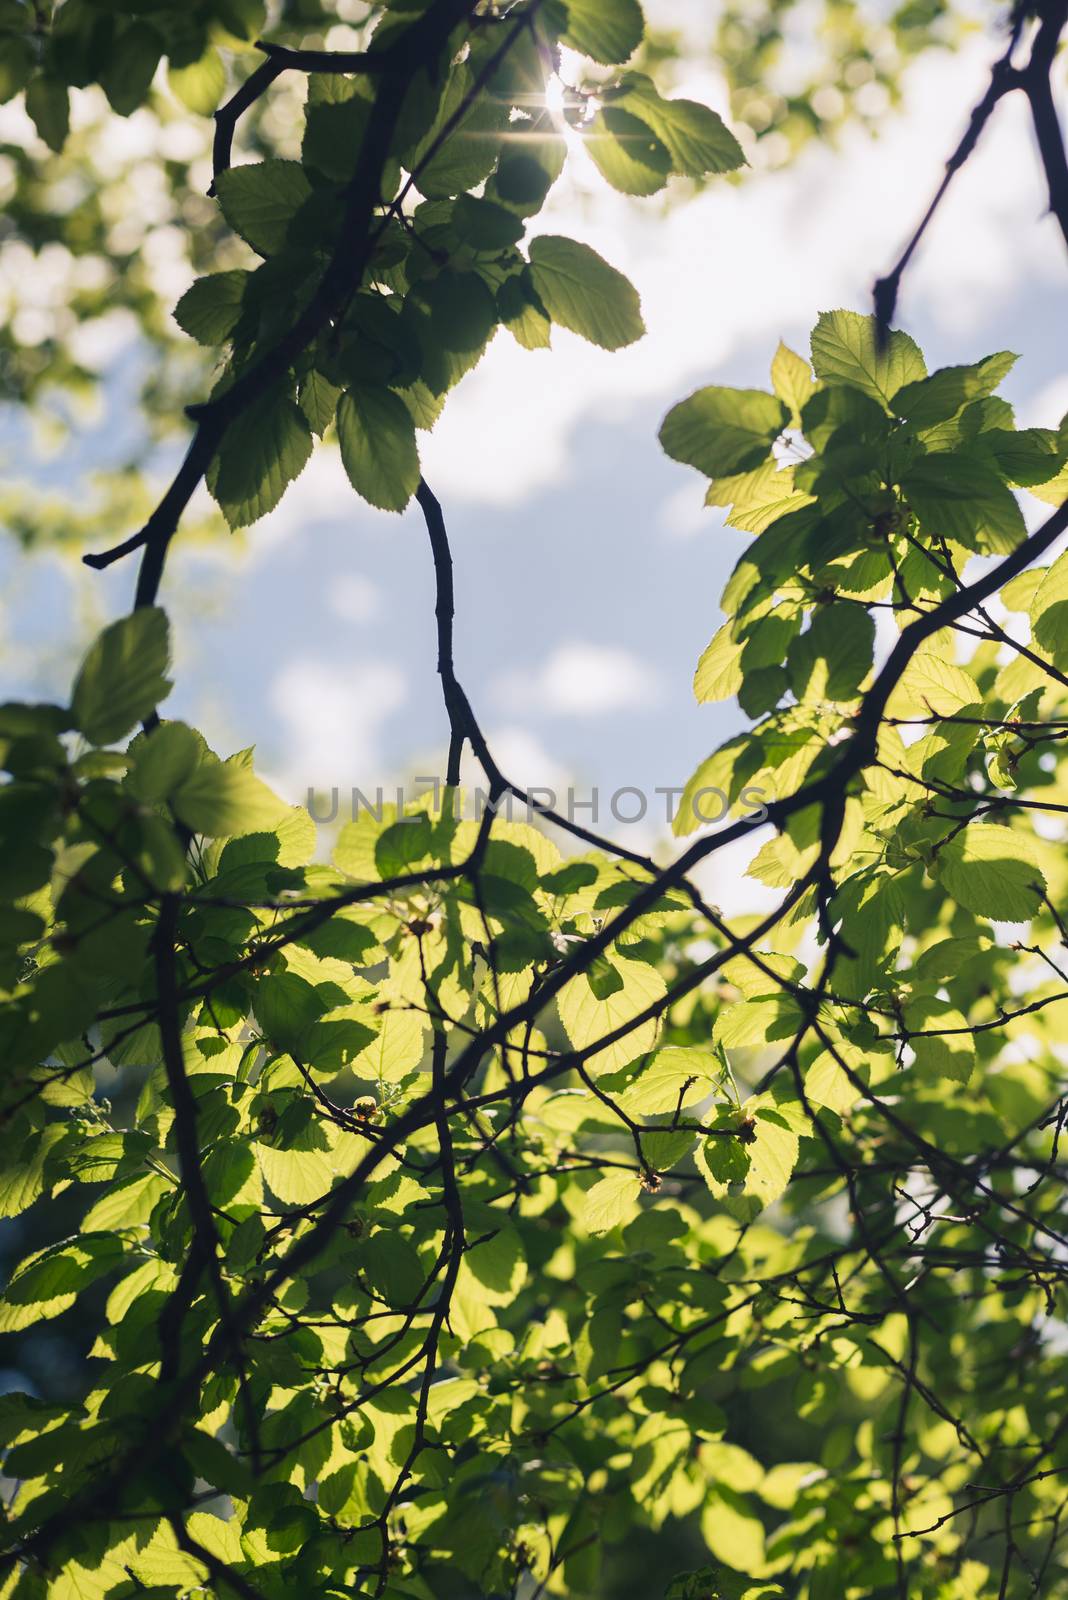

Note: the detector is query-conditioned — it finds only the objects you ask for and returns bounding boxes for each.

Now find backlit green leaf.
[71,608,172,747]
[338,385,420,512]
[810,309,926,408]
[660,387,788,477]
[528,235,645,350]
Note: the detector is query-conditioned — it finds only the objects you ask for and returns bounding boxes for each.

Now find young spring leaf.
[770,341,816,422]
[171,758,287,837]
[810,309,926,408]
[893,352,1017,427]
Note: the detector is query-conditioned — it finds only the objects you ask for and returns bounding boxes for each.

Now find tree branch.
[873,12,1028,338]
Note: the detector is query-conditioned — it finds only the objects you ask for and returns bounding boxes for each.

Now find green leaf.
[614,80,745,176]
[697,1104,800,1218]
[985,426,1066,487]
[557,952,666,1075]
[693,624,744,704]
[888,651,980,718]
[426,269,498,353]
[583,1170,640,1234]
[0,1124,66,1219]
[302,1007,376,1073]
[374,814,432,878]
[902,451,1026,553]
[452,194,524,251]
[934,825,1045,923]
[586,952,625,1000]
[462,1220,526,1304]
[201,1142,260,1206]
[25,74,69,152]
[362,1230,425,1307]
[617,1046,719,1115]
[71,608,172,747]
[906,997,973,1083]
[714,994,802,1050]
[528,235,645,351]
[1028,459,1068,508]
[214,159,313,255]
[583,108,671,196]
[894,351,1017,427]
[411,66,508,200]
[256,1137,336,1207]
[804,1052,863,1115]
[810,309,926,408]
[337,385,420,512]
[492,125,566,214]
[174,272,247,345]
[299,370,342,437]
[5,1234,123,1305]
[660,387,788,477]
[172,757,287,837]
[168,48,225,116]
[700,1131,750,1190]
[770,342,816,424]
[101,22,163,116]
[356,1007,425,1082]
[208,385,313,530]
[787,603,874,702]
[705,460,813,534]
[302,90,371,183]
[497,273,551,350]
[1030,548,1068,667]
[641,1128,697,1173]
[254,972,324,1054]
[126,721,202,804]
[82,1173,169,1232]
[562,0,644,64]
[700,1489,767,1575]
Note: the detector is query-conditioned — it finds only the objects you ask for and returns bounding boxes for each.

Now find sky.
[4,27,1068,905]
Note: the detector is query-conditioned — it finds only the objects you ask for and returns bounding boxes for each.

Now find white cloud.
[267,655,406,800]
[178,449,401,576]
[692,827,785,921]
[659,481,715,541]
[462,724,573,800]
[495,640,663,717]
[328,573,381,625]
[1021,375,1068,429]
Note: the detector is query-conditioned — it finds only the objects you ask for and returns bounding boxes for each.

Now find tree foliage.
[2,2,1068,1599]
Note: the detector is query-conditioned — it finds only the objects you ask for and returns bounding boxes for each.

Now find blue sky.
[3,33,1067,895]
